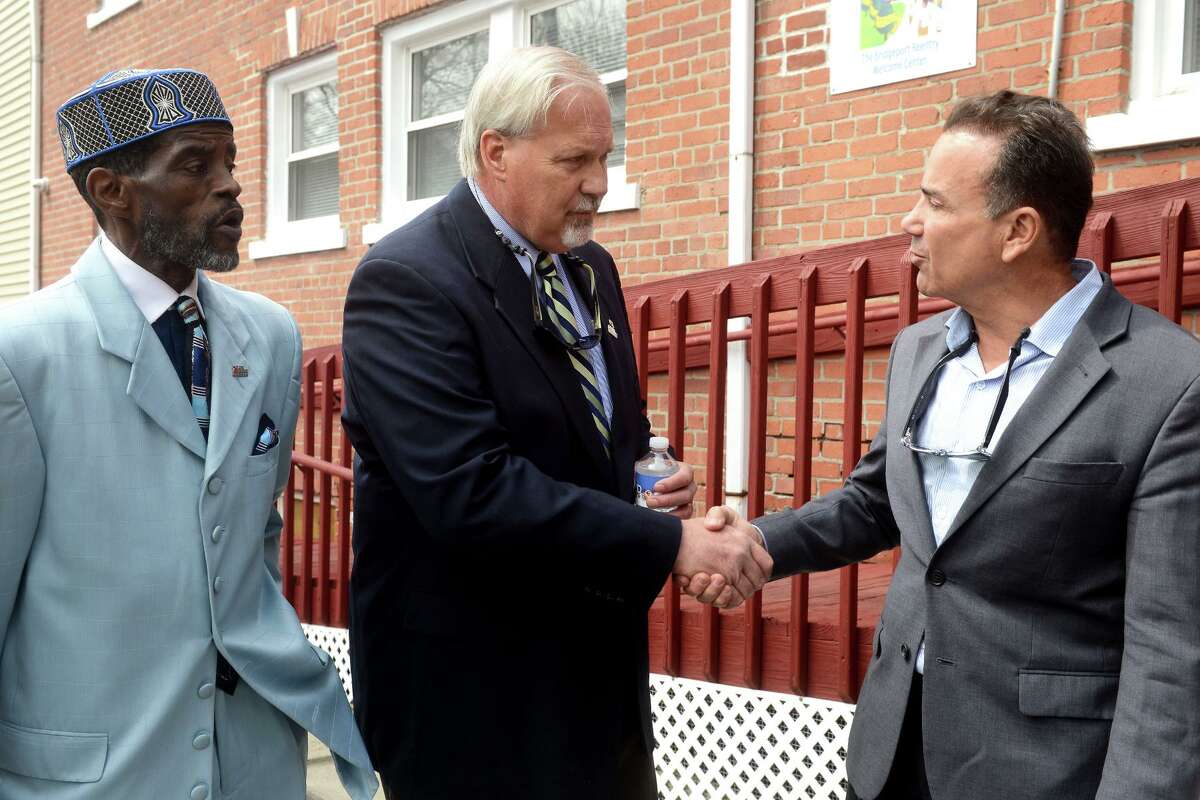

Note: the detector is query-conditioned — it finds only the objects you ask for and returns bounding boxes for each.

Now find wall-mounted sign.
[829,0,978,95]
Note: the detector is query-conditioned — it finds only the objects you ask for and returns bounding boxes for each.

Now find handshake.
[674,506,773,609]
[645,462,773,609]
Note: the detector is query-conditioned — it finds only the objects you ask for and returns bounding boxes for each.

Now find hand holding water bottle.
[635,436,696,519]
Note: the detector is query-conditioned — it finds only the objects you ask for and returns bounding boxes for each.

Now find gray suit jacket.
[0,240,376,799]
[759,276,1200,800]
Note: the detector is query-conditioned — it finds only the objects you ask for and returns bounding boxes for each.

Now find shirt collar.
[467,177,543,278]
[945,259,1102,358]
[97,228,202,323]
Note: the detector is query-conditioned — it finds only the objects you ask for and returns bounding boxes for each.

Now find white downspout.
[29,0,44,292]
[1047,0,1067,99]
[724,0,755,514]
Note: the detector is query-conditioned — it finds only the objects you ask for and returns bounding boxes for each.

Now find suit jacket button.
[900,643,911,661]
[192,732,211,750]
[928,568,946,586]
[207,477,223,495]
[190,783,209,800]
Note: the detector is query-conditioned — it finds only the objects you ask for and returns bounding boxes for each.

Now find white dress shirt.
[96,229,202,323]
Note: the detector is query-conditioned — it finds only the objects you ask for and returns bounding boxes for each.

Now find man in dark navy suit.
[341,46,772,800]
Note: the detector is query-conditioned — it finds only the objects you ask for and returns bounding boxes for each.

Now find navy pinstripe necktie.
[174,296,210,441]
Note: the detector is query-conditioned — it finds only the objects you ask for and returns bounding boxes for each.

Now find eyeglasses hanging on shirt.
[493,231,604,353]
[900,326,1031,461]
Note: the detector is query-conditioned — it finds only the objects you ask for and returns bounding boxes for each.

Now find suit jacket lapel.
[73,239,207,460]
[197,273,264,479]
[447,181,614,483]
[592,260,634,495]
[894,323,951,560]
[940,280,1127,545]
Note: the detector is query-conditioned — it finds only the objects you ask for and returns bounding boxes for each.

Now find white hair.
[457,46,606,180]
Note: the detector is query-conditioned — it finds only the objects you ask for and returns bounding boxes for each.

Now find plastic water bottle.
[635,436,679,513]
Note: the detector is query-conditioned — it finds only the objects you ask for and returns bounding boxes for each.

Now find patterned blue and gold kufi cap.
[57,68,230,172]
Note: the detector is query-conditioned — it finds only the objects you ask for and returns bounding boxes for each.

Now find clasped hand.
[673,506,772,609]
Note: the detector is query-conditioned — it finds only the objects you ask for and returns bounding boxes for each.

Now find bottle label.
[635,472,677,512]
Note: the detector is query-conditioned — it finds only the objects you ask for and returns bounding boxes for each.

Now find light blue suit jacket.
[0,240,376,799]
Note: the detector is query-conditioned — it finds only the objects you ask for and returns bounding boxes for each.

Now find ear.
[478,129,509,181]
[85,167,137,223]
[999,206,1040,264]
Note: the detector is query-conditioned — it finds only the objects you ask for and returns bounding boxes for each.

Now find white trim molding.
[250,51,345,261]
[86,0,139,29]
[1087,0,1200,151]
[248,218,347,260]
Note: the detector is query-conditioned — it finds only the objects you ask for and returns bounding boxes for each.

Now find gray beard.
[140,206,239,273]
[561,217,594,250]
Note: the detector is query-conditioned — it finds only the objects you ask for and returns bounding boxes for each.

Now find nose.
[217,164,241,200]
[582,157,607,201]
[901,200,921,237]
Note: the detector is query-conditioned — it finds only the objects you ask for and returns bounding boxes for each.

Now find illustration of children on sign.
[860,0,944,49]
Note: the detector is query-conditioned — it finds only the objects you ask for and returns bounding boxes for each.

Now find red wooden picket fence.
[283,177,1200,703]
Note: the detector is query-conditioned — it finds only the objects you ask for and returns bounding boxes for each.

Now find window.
[406,29,491,201]
[365,0,637,245]
[250,53,347,260]
[1087,0,1200,150]
[529,0,627,168]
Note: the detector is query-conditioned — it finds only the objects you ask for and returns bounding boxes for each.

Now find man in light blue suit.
[0,69,376,799]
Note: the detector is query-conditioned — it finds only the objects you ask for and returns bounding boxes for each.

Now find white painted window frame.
[249,52,347,261]
[364,0,638,245]
[1087,0,1200,151]
[86,0,140,29]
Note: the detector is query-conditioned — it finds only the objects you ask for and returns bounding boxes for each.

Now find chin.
[561,223,594,250]
[200,251,240,273]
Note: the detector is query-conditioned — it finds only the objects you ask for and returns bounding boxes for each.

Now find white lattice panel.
[303,626,855,799]
[651,676,853,800]
[303,624,354,703]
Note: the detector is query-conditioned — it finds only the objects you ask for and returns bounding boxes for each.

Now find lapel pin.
[607,319,619,339]
[232,365,249,378]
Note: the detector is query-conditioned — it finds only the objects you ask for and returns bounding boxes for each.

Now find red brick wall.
[618,0,1200,274]
[40,0,1198,497]
[43,0,1198,324]
[40,0,445,348]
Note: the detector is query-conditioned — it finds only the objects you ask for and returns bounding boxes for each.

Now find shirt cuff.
[751,523,767,553]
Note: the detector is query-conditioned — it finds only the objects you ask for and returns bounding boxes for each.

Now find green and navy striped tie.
[534,251,611,458]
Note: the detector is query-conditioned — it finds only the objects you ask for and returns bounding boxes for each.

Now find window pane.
[289,152,339,220]
[531,0,626,75]
[292,82,338,152]
[1185,0,1200,74]
[412,30,489,121]
[408,121,462,200]
[609,81,626,167]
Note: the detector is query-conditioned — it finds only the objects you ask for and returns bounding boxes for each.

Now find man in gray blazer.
[690,91,1200,799]
[0,69,375,799]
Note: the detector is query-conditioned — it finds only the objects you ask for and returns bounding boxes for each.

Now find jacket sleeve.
[341,256,680,608]
[0,350,45,663]
[1096,372,1200,799]
[262,314,303,592]
[754,338,902,576]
